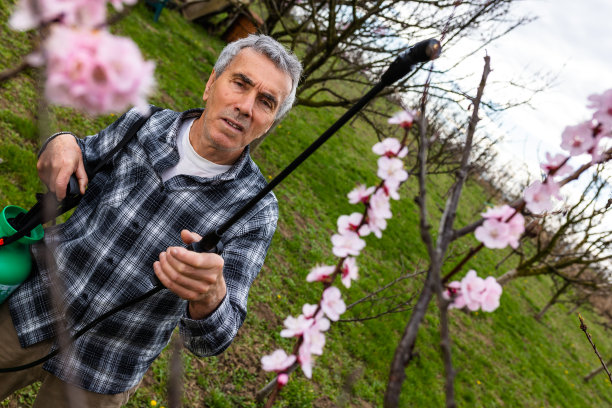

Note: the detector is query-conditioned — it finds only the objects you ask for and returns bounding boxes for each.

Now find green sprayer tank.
[0,205,44,304]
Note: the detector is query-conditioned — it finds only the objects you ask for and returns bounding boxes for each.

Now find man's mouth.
[222,118,244,132]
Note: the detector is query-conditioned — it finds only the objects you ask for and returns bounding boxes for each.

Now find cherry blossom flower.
[480,277,502,312]
[524,180,562,214]
[383,179,401,200]
[443,281,466,310]
[337,212,370,236]
[474,219,512,249]
[341,257,359,288]
[475,205,524,249]
[10,0,136,30]
[44,27,155,115]
[461,270,485,311]
[261,349,296,372]
[388,110,415,129]
[540,152,572,177]
[321,286,346,321]
[372,138,408,158]
[277,373,289,387]
[377,156,408,184]
[298,342,313,378]
[313,315,330,332]
[560,121,595,156]
[367,189,392,238]
[303,327,326,355]
[347,184,375,204]
[280,314,313,338]
[306,265,335,283]
[369,189,392,219]
[302,303,319,318]
[331,231,366,257]
[588,89,612,132]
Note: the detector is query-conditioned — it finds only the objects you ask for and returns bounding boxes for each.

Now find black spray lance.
[0,38,441,372]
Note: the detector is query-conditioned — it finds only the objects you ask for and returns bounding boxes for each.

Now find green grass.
[1,2,611,407]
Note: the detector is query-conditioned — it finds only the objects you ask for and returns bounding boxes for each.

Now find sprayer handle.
[66,174,81,198]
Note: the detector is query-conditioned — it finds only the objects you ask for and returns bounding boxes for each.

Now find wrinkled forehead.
[225,48,292,99]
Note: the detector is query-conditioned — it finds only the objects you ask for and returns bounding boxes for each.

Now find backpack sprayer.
[0,38,441,372]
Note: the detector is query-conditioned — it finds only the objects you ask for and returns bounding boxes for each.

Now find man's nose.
[234,93,256,118]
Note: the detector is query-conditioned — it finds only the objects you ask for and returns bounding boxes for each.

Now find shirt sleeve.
[178,200,278,356]
[38,108,144,173]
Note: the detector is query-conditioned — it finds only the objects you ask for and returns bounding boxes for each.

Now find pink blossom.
[476,205,525,249]
[461,270,485,311]
[372,138,408,158]
[337,212,370,236]
[377,156,408,184]
[306,265,335,283]
[277,373,289,387]
[302,303,319,318]
[524,180,562,214]
[347,184,375,204]
[341,257,359,288]
[321,286,346,321]
[590,133,610,163]
[280,314,313,338]
[261,349,296,372]
[44,27,155,115]
[9,0,136,30]
[475,219,512,249]
[588,89,612,132]
[383,179,401,200]
[366,208,388,238]
[560,121,595,156]
[298,342,313,378]
[331,231,366,257]
[480,277,502,312]
[443,281,466,310]
[303,327,326,355]
[388,110,415,129]
[369,189,392,219]
[313,315,330,332]
[540,152,572,177]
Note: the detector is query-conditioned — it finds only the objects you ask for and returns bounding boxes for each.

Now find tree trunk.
[535,281,570,321]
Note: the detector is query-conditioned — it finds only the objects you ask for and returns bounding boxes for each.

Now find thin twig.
[578,314,612,384]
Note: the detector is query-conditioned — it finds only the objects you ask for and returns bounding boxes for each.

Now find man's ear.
[202,69,217,103]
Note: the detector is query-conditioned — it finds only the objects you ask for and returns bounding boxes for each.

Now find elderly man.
[0,34,302,407]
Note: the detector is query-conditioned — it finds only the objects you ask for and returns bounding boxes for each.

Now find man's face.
[196,48,292,163]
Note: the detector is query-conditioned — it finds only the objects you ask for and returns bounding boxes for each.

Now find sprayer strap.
[0,107,164,246]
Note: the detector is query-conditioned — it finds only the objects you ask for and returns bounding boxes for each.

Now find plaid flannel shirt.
[8,107,278,394]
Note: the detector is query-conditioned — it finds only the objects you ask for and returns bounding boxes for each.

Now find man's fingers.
[157,252,210,294]
[75,161,88,195]
[180,230,202,245]
[154,260,204,301]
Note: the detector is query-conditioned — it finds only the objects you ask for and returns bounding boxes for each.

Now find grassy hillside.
[1,2,610,407]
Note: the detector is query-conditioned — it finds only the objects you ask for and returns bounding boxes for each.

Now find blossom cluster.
[522,89,612,214]
[443,270,502,312]
[261,110,413,387]
[10,0,154,115]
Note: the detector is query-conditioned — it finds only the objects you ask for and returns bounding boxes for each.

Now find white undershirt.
[161,117,231,182]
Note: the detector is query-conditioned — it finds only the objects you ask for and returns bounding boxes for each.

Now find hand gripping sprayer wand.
[0,38,441,372]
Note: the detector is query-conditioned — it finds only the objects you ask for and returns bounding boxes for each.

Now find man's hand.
[37,133,88,201]
[154,230,227,320]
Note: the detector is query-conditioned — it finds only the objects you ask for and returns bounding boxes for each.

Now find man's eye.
[261,99,273,109]
[234,81,245,88]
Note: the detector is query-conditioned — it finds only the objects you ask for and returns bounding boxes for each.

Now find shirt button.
[132,221,140,230]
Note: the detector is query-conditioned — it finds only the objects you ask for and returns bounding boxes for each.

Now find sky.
[442,0,612,183]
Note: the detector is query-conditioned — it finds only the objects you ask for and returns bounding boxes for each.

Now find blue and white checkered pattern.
[8,107,278,394]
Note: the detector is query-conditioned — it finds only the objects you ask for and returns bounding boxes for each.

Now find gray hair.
[213,34,302,122]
